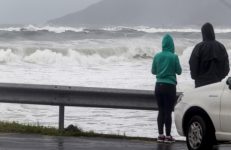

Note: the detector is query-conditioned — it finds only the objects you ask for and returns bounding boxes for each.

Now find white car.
[174,77,231,150]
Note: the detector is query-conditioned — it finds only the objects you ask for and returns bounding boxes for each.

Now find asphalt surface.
[0,133,230,150]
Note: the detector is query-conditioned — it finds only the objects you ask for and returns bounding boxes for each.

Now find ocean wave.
[1,25,231,34]
[134,26,201,33]
[0,46,231,74]
[0,49,20,63]
[102,26,231,33]
[0,25,85,33]
[0,47,156,65]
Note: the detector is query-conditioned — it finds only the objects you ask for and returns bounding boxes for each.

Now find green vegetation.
[0,121,155,141]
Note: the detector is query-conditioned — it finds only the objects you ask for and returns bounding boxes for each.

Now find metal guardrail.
[0,83,182,130]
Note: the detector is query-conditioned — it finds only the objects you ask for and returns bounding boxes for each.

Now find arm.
[224,55,230,77]
[151,57,156,75]
[175,55,182,75]
[189,46,200,80]
[221,45,230,78]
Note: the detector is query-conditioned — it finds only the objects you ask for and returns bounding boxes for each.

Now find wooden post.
[59,105,65,131]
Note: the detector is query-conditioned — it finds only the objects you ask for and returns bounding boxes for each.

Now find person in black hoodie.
[189,22,230,88]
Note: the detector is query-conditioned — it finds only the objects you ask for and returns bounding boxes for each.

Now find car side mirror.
[226,77,231,89]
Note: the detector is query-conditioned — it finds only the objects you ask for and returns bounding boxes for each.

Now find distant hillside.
[48,0,231,27]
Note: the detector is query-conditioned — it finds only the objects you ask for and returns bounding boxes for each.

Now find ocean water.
[0,25,231,140]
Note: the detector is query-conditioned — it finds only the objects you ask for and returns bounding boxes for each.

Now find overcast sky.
[0,0,101,24]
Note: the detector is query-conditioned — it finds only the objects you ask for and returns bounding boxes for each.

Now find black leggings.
[155,83,176,136]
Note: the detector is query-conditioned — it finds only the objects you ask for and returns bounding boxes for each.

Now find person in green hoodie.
[152,34,182,143]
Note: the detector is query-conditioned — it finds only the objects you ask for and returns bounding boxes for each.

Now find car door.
[220,77,231,132]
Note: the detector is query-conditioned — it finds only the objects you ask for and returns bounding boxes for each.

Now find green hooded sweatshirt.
[152,34,182,85]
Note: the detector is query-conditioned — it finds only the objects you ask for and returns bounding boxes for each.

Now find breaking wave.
[0,47,157,65]
[1,25,231,34]
[1,46,230,67]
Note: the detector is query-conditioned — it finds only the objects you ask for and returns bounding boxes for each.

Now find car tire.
[186,115,215,150]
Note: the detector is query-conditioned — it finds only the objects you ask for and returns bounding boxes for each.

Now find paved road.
[0,133,230,150]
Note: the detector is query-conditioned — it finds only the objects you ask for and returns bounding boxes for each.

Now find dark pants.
[155,83,176,136]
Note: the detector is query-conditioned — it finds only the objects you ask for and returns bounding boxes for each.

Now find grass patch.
[0,121,155,141]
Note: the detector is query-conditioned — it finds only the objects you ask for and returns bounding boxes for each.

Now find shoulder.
[154,51,162,58]
[172,53,180,60]
[191,42,205,56]
[193,42,204,50]
[215,40,226,49]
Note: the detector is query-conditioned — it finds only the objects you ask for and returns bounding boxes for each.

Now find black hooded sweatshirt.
[189,23,230,88]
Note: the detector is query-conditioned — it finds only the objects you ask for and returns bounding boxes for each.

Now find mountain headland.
[48,0,231,27]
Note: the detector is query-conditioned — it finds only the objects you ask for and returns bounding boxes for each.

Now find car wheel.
[186,115,214,150]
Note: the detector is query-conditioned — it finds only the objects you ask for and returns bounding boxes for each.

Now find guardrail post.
[59,105,65,131]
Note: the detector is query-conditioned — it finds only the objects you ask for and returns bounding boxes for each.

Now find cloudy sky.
[0,0,101,24]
